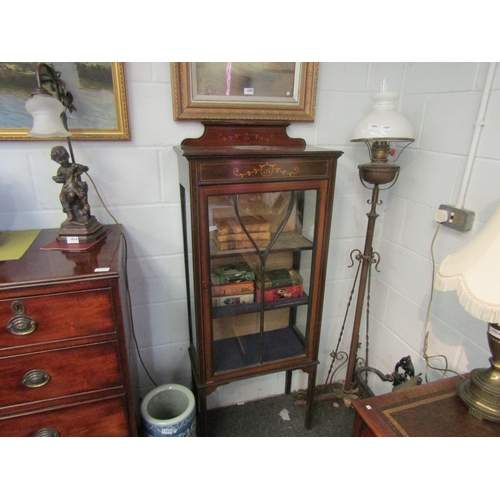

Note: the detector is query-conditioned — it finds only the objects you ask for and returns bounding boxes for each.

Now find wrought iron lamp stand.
[322,144,403,399]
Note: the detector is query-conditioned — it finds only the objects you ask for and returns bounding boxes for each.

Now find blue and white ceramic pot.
[141,384,196,437]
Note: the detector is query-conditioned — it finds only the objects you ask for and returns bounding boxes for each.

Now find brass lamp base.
[359,163,400,186]
[457,323,500,422]
[358,141,401,187]
[57,216,107,244]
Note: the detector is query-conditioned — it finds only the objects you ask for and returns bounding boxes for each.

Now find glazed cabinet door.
[199,180,329,382]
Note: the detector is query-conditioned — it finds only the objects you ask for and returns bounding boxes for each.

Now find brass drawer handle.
[22,369,51,388]
[7,315,37,336]
[34,428,60,437]
[7,301,37,336]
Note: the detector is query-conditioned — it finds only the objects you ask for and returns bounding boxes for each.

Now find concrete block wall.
[361,62,500,395]
[0,62,498,409]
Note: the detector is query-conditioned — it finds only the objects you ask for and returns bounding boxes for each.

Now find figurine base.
[57,216,107,244]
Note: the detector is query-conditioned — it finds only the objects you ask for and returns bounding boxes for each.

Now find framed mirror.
[171,62,319,122]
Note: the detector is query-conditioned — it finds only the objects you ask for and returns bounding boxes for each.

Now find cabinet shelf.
[213,327,306,373]
[209,230,313,258]
[212,294,309,318]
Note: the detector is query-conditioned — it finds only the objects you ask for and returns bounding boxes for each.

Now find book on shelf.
[256,284,304,303]
[215,237,271,251]
[216,231,271,243]
[212,281,255,297]
[211,262,256,285]
[212,293,255,307]
[255,268,303,290]
[214,215,270,235]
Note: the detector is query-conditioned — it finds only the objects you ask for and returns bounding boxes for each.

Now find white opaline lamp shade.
[25,93,71,138]
[435,202,500,323]
[351,92,414,142]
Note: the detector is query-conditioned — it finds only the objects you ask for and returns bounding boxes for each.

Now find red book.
[256,284,304,303]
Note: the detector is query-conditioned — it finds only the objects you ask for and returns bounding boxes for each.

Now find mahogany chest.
[0,226,137,436]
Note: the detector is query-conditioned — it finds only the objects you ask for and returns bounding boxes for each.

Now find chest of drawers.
[0,226,137,436]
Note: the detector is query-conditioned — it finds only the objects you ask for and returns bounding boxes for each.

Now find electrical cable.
[85,171,159,388]
[422,222,463,381]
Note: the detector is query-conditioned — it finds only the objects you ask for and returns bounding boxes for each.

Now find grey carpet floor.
[205,391,355,437]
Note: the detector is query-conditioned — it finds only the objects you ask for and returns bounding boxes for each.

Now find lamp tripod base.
[57,216,107,244]
[457,323,500,422]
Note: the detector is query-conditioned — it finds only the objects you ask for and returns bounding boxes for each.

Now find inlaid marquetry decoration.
[233,162,300,179]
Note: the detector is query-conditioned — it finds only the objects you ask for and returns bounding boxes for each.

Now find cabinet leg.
[285,370,292,395]
[195,386,208,437]
[305,365,317,429]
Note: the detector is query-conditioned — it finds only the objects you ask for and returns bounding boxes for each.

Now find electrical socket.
[437,204,475,232]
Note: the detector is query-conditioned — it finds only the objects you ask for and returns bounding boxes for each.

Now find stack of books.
[255,268,304,303]
[211,262,255,307]
[213,215,271,251]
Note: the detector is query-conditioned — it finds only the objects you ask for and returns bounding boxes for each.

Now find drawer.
[0,397,131,437]
[0,289,116,349]
[0,341,122,408]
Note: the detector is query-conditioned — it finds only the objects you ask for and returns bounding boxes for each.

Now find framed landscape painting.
[171,62,319,122]
[0,62,130,141]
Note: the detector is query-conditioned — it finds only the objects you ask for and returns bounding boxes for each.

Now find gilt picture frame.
[171,62,319,122]
[0,62,130,141]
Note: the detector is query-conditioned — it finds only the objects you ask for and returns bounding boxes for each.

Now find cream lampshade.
[435,201,500,421]
[25,92,71,138]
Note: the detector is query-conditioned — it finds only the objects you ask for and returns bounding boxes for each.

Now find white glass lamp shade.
[435,202,500,323]
[25,93,71,138]
[351,92,414,142]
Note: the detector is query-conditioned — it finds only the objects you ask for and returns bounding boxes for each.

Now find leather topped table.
[351,375,500,437]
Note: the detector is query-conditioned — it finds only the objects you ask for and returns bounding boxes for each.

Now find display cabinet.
[175,122,342,435]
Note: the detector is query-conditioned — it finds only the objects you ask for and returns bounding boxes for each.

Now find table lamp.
[24,63,106,244]
[435,201,500,422]
[342,88,414,392]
